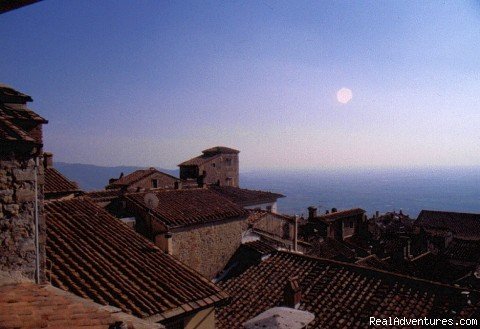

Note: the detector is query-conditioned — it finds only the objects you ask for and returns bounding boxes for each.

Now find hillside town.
[1,84,480,328]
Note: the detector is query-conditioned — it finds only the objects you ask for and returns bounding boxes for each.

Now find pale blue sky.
[2,1,480,170]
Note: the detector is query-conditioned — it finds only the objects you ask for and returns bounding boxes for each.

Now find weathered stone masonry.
[0,85,47,282]
[171,217,244,279]
[0,146,46,281]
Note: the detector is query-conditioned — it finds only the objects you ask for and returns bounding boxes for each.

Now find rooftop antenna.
[144,193,159,210]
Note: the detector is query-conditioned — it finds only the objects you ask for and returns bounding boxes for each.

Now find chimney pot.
[174,181,182,190]
[307,206,317,220]
[375,210,379,218]
[284,276,301,309]
[43,152,53,168]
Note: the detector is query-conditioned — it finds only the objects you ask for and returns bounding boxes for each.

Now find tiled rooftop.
[86,189,123,203]
[315,208,366,222]
[45,198,228,320]
[107,168,179,189]
[178,153,222,167]
[444,238,480,262]
[202,146,239,155]
[44,167,80,195]
[0,280,163,329]
[217,250,479,328]
[304,237,356,261]
[125,188,246,229]
[210,186,284,207]
[0,88,47,144]
[416,210,480,240]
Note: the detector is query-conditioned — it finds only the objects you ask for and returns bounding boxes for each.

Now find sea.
[240,167,480,218]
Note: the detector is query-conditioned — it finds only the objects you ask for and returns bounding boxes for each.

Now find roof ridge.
[276,249,480,293]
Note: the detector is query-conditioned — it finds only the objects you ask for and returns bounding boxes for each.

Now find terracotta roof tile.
[210,186,284,207]
[416,210,480,240]
[125,189,246,229]
[108,168,178,188]
[44,167,80,194]
[178,153,222,167]
[315,208,366,222]
[217,251,480,328]
[86,189,123,203]
[202,146,239,154]
[0,85,47,145]
[45,198,228,320]
[0,281,163,329]
[304,238,356,261]
[444,239,480,262]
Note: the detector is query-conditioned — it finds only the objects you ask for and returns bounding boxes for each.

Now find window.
[151,179,158,188]
[212,163,216,167]
[225,158,232,166]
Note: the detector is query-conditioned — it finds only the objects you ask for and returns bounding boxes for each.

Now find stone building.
[124,188,247,278]
[0,84,47,282]
[107,167,180,191]
[304,207,367,241]
[179,146,239,187]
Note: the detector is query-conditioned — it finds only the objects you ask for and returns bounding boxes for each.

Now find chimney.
[375,210,379,218]
[284,276,301,309]
[43,152,53,168]
[164,232,173,255]
[155,232,173,255]
[174,181,182,190]
[293,215,299,252]
[331,208,337,213]
[307,206,317,220]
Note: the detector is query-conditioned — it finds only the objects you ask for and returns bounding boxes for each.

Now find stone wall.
[171,218,244,279]
[0,146,45,282]
[252,213,294,240]
[198,154,239,187]
[127,172,178,191]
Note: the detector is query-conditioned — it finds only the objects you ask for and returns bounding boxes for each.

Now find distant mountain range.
[54,162,179,191]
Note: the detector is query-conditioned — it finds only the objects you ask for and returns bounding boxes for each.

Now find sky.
[2,0,480,170]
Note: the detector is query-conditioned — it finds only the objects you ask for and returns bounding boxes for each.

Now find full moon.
[336,87,353,104]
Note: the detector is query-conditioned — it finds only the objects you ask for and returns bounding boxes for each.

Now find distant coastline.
[56,162,480,218]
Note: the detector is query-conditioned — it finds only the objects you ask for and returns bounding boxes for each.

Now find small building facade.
[124,188,247,279]
[305,207,367,241]
[179,146,240,187]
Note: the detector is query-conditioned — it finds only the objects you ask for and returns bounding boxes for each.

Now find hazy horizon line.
[55,160,480,173]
